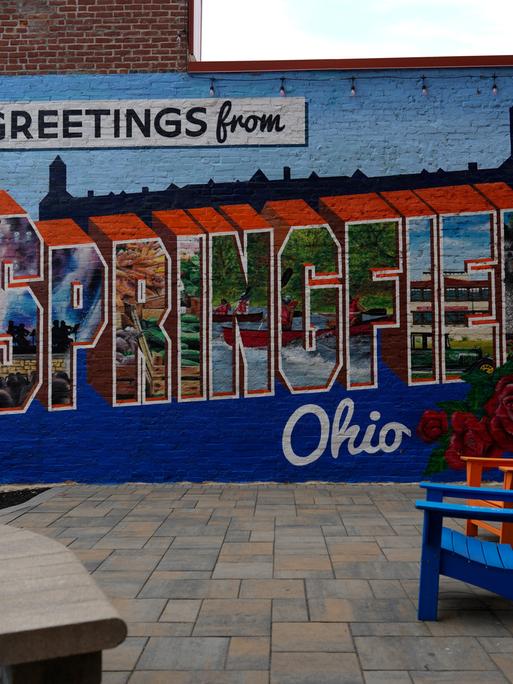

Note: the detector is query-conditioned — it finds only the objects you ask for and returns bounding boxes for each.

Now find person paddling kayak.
[234,292,250,315]
[281,295,297,331]
[214,298,231,315]
[349,296,364,325]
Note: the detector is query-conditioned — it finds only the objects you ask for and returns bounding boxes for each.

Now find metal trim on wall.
[188,55,513,74]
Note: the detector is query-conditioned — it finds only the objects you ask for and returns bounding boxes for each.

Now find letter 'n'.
[153,209,207,402]
[89,214,171,406]
[187,205,274,399]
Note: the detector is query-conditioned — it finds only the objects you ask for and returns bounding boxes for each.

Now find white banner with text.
[0,98,307,149]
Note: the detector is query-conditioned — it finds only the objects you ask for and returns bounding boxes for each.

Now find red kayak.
[349,315,394,336]
[213,312,263,323]
[222,326,333,348]
[222,314,395,347]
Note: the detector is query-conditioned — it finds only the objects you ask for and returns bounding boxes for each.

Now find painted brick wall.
[0,0,189,74]
[1,68,513,484]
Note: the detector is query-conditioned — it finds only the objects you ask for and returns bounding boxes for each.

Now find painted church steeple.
[49,155,67,195]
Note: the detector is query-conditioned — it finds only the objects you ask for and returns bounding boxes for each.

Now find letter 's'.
[0,192,42,414]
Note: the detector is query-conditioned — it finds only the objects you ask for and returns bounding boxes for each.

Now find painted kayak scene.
[145,214,496,395]
[208,222,400,392]
[221,323,335,348]
[221,307,394,348]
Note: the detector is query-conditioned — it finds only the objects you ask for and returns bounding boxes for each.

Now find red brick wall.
[0,0,189,75]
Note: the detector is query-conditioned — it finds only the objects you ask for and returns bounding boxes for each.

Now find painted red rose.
[444,411,501,470]
[417,409,449,443]
[485,375,513,451]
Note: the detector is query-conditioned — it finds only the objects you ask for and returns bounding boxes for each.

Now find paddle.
[254,271,293,330]
[280,267,303,318]
[281,267,293,288]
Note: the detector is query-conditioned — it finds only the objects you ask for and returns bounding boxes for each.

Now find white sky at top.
[201,0,513,60]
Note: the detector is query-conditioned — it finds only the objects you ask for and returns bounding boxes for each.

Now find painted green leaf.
[492,359,513,382]
[465,378,495,414]
[424,447,448,475]
[436,400,469,417]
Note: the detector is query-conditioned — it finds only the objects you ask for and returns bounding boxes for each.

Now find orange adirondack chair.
[463,456,513,544]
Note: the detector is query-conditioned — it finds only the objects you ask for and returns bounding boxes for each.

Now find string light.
[191,72,506,87]
[188,71,508,99]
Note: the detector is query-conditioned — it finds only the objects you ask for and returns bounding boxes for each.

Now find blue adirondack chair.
[416,482,513,621]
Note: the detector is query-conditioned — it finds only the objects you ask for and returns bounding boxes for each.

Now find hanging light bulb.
[279,78,286,97]
[350,77,356,97]
[492,73,498,96]
[421,75,428,96]
[209,78,215,97]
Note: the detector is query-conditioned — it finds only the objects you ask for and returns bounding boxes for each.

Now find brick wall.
[0,0,189,75]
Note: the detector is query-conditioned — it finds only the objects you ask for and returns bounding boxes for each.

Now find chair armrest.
[416,499,513,523]
[420,482,513,503]
[462,457,513,468]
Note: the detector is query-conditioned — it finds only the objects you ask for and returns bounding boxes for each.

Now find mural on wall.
[178,235,204,399]
[86,214,171,407]
[0,196,42,412]
[277,224,340,392]
[347,220,398,388]
[211,228,273,397]
[408,216,437,384]
[503,210,513,336]
[418,357,513,473]
[2,74,513,483]
[114,240,169,404]
[49,244,105,408]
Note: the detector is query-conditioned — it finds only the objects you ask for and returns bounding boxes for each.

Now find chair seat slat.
[481,537,506,568]
[465,534,486,564]
[497,542,513,570]
[452,528,470,560]
[441,527,455,553]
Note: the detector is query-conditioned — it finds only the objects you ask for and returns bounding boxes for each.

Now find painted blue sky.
[409,215,493,280]
[409,219,432,280]
[203,0,513,60]
[0,70,511,218]
[442,215,493,273]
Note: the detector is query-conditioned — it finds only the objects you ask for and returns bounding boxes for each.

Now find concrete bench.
[0,524,127,683]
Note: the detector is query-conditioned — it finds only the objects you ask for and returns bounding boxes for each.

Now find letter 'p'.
[35,219,107,410]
